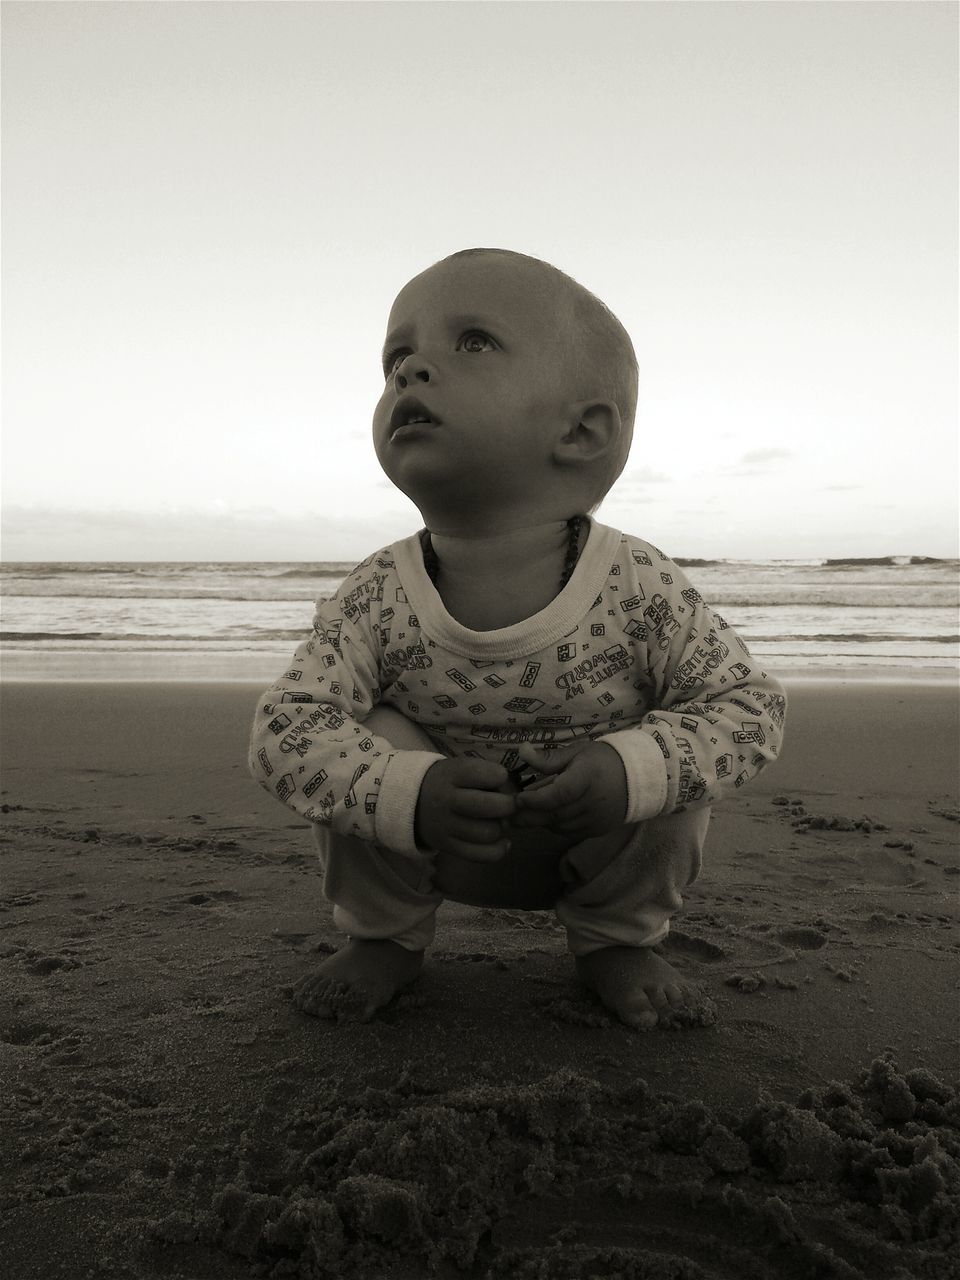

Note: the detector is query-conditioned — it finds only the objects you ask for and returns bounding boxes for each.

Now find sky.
[2,0,957,562]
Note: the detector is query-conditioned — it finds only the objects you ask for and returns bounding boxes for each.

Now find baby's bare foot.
[575,945,717,1031]
[292,939,423,1023]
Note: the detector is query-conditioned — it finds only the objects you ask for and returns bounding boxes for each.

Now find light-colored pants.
[313,708,709,957]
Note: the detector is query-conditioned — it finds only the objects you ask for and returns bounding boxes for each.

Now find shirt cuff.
[599,729,669,822]
[373,748,447,858]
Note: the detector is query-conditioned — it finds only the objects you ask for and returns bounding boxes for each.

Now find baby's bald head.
[439,247,638,502]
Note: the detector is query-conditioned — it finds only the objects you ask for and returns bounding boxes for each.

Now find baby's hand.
[415,758,517,861]
[511,741,628,842]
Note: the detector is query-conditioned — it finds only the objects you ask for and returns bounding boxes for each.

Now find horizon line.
[3,553,957,566]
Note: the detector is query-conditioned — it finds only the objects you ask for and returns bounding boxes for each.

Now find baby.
[249,248,787,1030]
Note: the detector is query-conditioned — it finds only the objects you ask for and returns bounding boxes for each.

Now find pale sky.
[2,0,957,562]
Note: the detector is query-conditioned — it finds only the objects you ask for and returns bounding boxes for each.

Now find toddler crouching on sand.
[250,248,786,1029]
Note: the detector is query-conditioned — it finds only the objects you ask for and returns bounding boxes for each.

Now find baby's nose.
[395,356,431,389]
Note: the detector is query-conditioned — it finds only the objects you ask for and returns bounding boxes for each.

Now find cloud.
[0,505,419,562]
[721,446,795,478]
[737,448,794,467]
[614,466,672,487]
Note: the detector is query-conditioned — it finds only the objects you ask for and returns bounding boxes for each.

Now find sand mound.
[141,1054,958,1280]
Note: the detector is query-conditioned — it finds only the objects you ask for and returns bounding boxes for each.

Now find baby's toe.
[662,982,686,1010]
[620,991,659,1030]
[292,972,324,999]
[293,976,337,1018]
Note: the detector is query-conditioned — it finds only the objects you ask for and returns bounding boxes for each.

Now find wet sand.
[1,680,958,1278]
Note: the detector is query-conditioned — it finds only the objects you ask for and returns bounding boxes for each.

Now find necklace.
[422,515,586,592]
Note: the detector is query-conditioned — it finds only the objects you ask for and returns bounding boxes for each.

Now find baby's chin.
[380,458,501,510]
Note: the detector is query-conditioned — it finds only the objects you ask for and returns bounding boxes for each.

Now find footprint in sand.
[777,926,827,950]
[0,892,43,911]
[661,930,727,964]
[484,909,565,933]
[666,927,794,970]
[271,931,317,948]
[856,847,928,887]
[435,950,502,964]
[23,950,86,975]
[172,889,245,908]
[0,1019,65,1047]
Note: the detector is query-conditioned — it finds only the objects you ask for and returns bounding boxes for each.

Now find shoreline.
[2,662,957,685]
[1,675,960,686]
[2,674,956,685]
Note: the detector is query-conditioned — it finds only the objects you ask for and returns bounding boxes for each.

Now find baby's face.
[373,255,578,515]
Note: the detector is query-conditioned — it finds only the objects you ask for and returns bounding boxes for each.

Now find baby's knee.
[563,806,711,891]
[640,804,712,856]
[560,824,637,888]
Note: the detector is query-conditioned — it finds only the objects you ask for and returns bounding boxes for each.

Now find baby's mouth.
[390,396,440,438]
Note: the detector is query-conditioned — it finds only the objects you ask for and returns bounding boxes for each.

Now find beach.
[3,555,958,685]
[1,678,958,1279]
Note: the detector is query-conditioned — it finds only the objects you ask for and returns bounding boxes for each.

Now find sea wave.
[2,631,106,641]
[3,587,956,606]
[4,630,957,649]
[747,633,960,644]
[0,589,343,601]
[1,630,311,643]
[272,566,356,578]
[0,561,355,574]
[710,596,957,609]
[822,555,950,567]
[3,556,955,574]
[2,557,956,680]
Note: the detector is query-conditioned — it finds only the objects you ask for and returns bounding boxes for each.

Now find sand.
[1,679,957,1279]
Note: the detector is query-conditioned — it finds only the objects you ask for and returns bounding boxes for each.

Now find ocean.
[1,556,957,683]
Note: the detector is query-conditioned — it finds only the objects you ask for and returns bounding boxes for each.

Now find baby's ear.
[552,401,621,468]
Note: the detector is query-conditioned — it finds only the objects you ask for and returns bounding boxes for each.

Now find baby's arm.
[249,566,517,860]
[249,576,442,857]
[596,553,787,820]
[518,549,786,830]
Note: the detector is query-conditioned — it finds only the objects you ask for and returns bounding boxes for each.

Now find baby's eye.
[383,349,409,378]
[457,330,497,354]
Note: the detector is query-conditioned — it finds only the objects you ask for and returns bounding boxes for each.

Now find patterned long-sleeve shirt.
[249,519,787,856]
